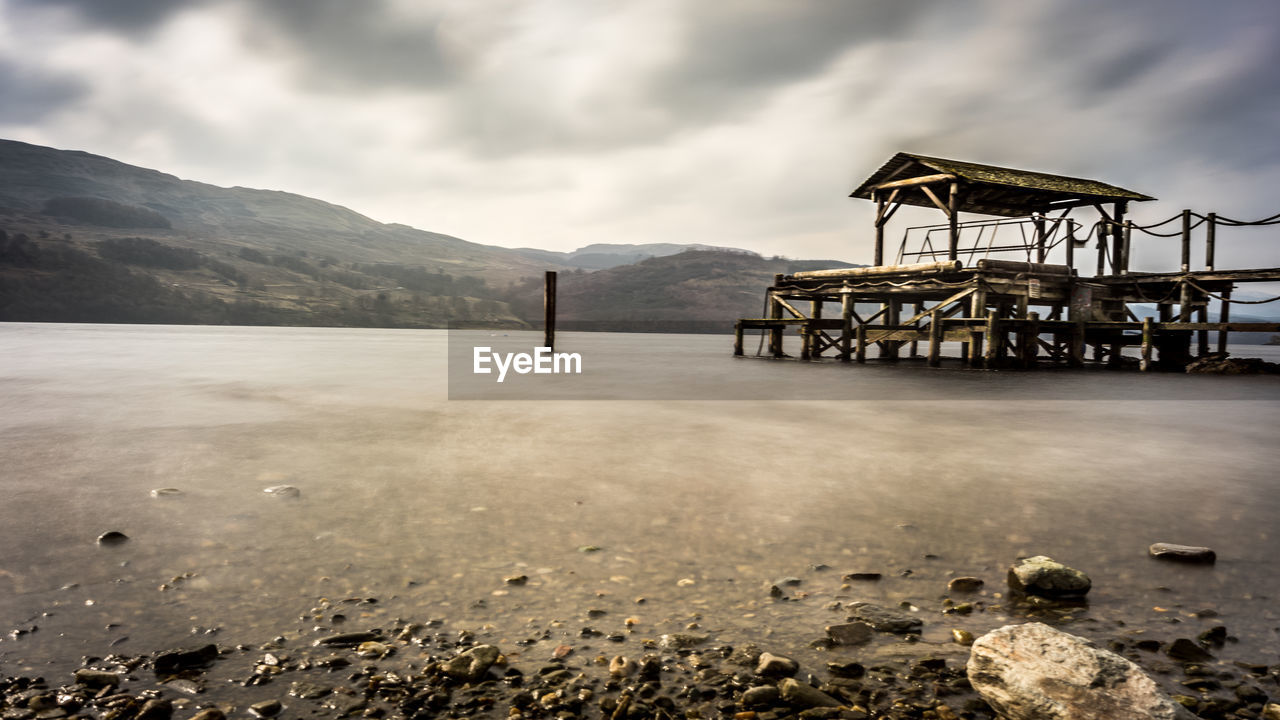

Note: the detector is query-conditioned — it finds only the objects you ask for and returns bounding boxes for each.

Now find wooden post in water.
[967,287,986,366]
[840,292,853,362]
[983,310,999,369]
[1205,212,1216,272]
[1140,317,1153,372]
[770,273,784,358]
[811,299,824,358]
[544,270,557,351]
[1218,290,1232,354]
[855,324,867,364]
[733,321,744,357]
[1196,305,1209,358]
[909,302,923,357]
[883,300,901,361]
[928,309,942,367]
[1024,311,1040,369]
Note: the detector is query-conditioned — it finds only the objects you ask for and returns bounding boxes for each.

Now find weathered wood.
[1196,305,1209,357]
[791,260,962,279]
[733,321,744,356]
[544,270,557,352]
[909,302,923,357]
[1064,219,1076,270]
[1205,212,1216,272]
[1178,278,1192,322]
[810,299,824,358]
[1217,289,1232,354]
[1111,201,1127,275]
[928,309,943,367]
[883,300,901,361]
[1095,222,1107,277]
[968,287,986,366]
[1121,220,1132,275]
[919,183,951,216]
[1023,311,1040,368]
[1140,317,1153,372]
[874,192,885,267]
[871,172,957,193]
[770,274,784,358]
[975,259,1071,275]
[800,323,812,361]
[1180,208,1191,273]
[1033,215,1046,264]
[983,310,999,369]
[855,323,867,364]
[840,293,853,362]
[948,181,960,261]
[1069,318,1086,368]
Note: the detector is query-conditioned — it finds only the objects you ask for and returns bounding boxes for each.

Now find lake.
[1,322,1278,689]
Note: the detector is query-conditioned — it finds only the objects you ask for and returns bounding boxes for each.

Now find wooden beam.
[871,172,957,193]
[1180,209,1191,273]
[874,192,885,267]
[920,183,951,216]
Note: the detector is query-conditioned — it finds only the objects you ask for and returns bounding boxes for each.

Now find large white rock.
[967,623,1195,720]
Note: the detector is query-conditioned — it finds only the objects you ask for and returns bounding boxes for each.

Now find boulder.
[1006,556,1090,598]
[826,621,872,646]
[1185,353,1280,375]
[1148,543,1216,564]
[968,622,1196,720]
[845,602,922,634]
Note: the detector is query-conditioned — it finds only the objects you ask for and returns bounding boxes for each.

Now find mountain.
[0,139,858,328]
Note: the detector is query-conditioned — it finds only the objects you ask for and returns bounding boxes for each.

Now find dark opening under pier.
[734,152,1280,370]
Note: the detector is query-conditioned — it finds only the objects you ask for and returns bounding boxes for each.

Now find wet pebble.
[97,531,129,546]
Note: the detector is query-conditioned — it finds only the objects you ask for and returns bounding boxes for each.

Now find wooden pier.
[735,153,1280,370]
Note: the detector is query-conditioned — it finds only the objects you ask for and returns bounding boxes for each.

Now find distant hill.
[0,139,859,328]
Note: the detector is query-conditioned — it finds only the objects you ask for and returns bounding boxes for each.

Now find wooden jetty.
[734,153,1280,370]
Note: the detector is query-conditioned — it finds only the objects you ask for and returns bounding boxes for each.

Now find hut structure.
[734,153,1280,370]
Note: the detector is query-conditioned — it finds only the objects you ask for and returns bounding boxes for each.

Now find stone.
[150,488,183,498]
[1262,703,1280,720]
[845,602,922,634]
[740,686,781,708]
[72,669,120,688]
[1148,543,1216,564]
[778,679,842,709]
[315,631,381,647]
[356,641,392,658]
[262,485,300,498]
[842,572,881,582]
[1006,556,1090,598]
[947,577,984,593]
[1185,353,1280,375]
[154,644,219,674]
[1166,638,1213,663]
[443,644,500,682]
[136,699,173,720]
[659,633,708,650]
[968,622,1196,720]
[96,531,129,546]
[952,629,974,645]
[289,682,331,700]
[189,710,226,720]
[825,622,872,646]
[827,661,865,678]
[248,701,281,718]
[608,656,634,678]
[755,652,799,678]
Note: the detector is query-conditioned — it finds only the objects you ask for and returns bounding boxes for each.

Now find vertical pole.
[1205,212,1216,272]
[983,310,999,369]
[810,299,824,358]
[1110,202,1126,275]
[1065,219,1076,271]
[928,308,942,368]
[1025,311,1040,369]
[840,292,853,362]
[947,182,960,262]
[1196,305,1209,358]
[1217,289,1232,354]
[855,323,867,364]
[800,325,811,361]
[544,270,557,352]
[1140,317,1153,372]
[909,301,924,357]
[883,300,901,361]
[1180,209,1191,273]
[769,275,784,358]
[1033,215,1046,264]
[733,321,744,356]
[968,287,986,366]
[874,192,885,267]
[1178,279,1192,322]
[1095,223,1106,278]
[1121,221,1132,275]
[1069,317,1086,368]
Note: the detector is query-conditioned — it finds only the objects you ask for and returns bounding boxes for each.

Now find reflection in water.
[0,322,1278,680]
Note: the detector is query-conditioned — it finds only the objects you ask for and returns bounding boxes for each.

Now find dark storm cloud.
[245,0,454,91]
[13,0,208,35]
[0,58,86,123]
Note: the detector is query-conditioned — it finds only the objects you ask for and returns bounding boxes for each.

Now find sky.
[2,0,1280,271]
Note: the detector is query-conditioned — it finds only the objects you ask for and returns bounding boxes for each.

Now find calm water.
[1,323,1279,679]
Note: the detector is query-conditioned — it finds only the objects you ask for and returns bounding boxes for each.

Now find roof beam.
[871,172,957,193]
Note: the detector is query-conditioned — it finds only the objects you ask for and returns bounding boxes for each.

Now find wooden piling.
[1023,311,1040,368]
[1196,305,1209,358]
[855,323,867,364]
[1180,209,1191,273]
[811,299,824,358]
[983,310,999,369]
[1217,289,1231,354]
[1065,219,1076,271]
[928,309,942,367]
[840,292,853,362]
[544,270,557,351]
[733,321,744,357]
[1205,212,1216,272]
[1140,317,1153,372]
[770,274,784,358]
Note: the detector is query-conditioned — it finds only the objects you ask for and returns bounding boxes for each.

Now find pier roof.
[850,152,1154,217]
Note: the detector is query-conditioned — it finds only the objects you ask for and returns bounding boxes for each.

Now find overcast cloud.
[2,0,1279,271]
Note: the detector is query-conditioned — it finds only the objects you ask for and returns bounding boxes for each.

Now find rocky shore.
[3,554,1277,720]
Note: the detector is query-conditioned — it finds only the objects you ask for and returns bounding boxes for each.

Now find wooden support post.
[1218,289,1232,354]
[733,321,744,357]
[800,324,811,361]
[544,270,557,351]
[1033,215,1046,264]
[928,309,942,367]
[947,182,960,262]
[968,288,985,366]
[855,323,867,364]
[1024,311,1040,369]
[1095,223,1107,278]
[1205,212,1216,272]
[1140,317,1153,372]
[1110,202,1126,274]
[1121,221,1132,275]
[1178,278,1192,322]
[840,292,853,362]
[1196,305,1209,358]
[1180,209,1191,273]
[909,302,923,357]
[983,310,999,369]
[1069,318,1086,368]
[810,299,824,358]
[770,273,784,358]
[874,192,885,267]
[883,300,901,361]
[1065,219,1076,271]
